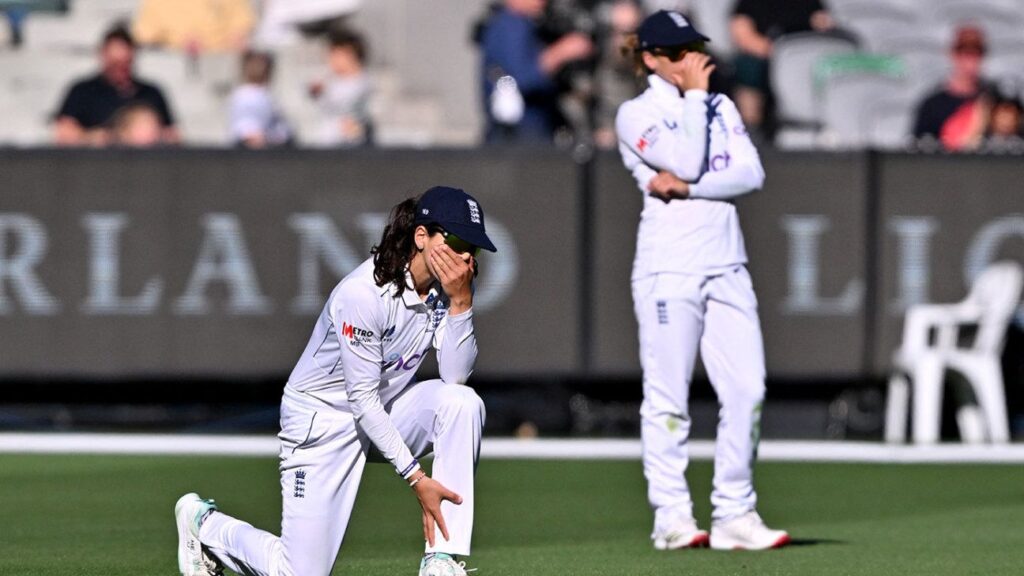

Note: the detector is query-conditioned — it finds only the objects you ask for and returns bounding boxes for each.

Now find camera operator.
[476,0,595,145]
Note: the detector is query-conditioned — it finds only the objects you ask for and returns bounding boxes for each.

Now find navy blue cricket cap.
[414,186,498,252]
[637,10,710,50]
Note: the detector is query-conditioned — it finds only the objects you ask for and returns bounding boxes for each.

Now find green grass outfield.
[1,455,1022,575]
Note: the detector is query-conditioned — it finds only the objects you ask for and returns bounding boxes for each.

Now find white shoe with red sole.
[710,511,790,550]
[652,517,710,550]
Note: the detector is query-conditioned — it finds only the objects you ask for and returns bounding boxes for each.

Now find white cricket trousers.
[632,266,766,528]
[197,380,485,576]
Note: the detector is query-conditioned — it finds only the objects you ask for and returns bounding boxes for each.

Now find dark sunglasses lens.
[655,48,685,61]
[660,42,706,61]
[444,232,480,256]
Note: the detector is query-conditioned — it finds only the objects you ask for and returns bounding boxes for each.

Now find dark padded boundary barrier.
[0,149,1020,380]
[0,149,580,377]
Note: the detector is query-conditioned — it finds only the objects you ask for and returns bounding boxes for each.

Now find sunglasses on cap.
[650,42,707,62]
[439,229,480,257]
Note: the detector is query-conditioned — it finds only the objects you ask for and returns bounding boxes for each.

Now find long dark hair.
[371,196,420,296]
[621,33,650,88]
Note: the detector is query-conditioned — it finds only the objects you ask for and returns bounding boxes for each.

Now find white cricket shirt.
[286,258,478,477]
[616,74,765,279]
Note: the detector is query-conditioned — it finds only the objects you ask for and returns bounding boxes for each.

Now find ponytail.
[371,196,419,296]
[621,33,650,89]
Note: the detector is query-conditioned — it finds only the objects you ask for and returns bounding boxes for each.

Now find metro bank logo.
[341,322,374,345]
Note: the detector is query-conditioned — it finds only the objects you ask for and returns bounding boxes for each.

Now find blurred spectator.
[989,95,1023,139]
[3,0,72,48]
[111,102,164,147]
[593,0,642,149]
[913,26,995,152]
[133,0,254,53]
[53,25,178,147]
[228,50,293,148]
[2,5,26,48]
[478,0,595,144]
[729,0,833,132]
[984,92,1024,150]
[308,28,372,147]
[255,0,362,47]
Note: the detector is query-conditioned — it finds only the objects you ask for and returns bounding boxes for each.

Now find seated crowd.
[26,0,1024,150]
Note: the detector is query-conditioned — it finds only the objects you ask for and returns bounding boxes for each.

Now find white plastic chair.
[771,31,860,128]
[885,261,1024,444]
[819,70,908,149]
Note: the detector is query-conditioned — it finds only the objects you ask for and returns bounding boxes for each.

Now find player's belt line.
[1,434,1024,463]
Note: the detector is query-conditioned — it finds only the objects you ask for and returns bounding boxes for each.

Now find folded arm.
[336,284,419,479]
[616,91,710,183]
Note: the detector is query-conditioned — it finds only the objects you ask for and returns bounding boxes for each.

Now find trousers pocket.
[279,403,324,454]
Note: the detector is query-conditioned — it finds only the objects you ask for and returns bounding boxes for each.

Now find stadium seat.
[771,31,859,135]
[22,12,107,52]
[71,0,137,20]
[865,96,915,150]
[885,261,1024,444]
[829,0,919,53]
[827,0,918,21]
[894,51,949,100]
[816,55,907,149]
[986,50,1024,92]
[929,0,1024,41]
[690,0,736,56]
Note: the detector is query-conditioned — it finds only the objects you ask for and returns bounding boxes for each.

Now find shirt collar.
[647,74,682,101]
[394,267,441,309]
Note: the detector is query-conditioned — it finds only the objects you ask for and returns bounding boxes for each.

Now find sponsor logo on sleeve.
[341,322,374,346]
[636,124,660,152]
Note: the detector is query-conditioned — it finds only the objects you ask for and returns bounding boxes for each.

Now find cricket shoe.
[175,493,223,576]
[710,511,790,550]
[652,517,710,550]
[419,553,475,576]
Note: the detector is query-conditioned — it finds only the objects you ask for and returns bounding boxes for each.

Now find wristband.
[409,472,426,489]
[398,459,421,480]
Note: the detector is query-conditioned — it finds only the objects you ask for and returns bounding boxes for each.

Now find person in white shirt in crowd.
[615,10,789,552]
[309,28,373,147]
[174,186,498,576]
[228,50,293,148]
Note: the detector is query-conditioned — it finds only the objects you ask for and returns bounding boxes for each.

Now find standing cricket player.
[615,11,789,550]
[174,186,497,576]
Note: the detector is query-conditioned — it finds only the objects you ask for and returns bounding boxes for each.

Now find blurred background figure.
[53,25,178,147]
[985,92,1024,150]
[729,0,834,135]
[132,0,254,54]
[913,25,994,152]
[110,102,164,147]
[255,0,362,48]
[308,27,372,147]
[1,2,28,48]
[593,0,643,150]
[228,50,293,148]
[477,0,595,145]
